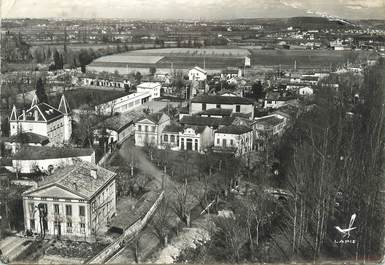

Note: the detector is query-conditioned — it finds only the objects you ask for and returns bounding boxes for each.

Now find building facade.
[178,126,214,153]
[190,95,254,119]
[22,161,116,241]
[134,113,170,147]
[214,125,253,156]
[9,95,72,145]
[188,66,207,81]
[136,82,161,100]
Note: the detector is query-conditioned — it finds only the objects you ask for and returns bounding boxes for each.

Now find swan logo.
[335,213,357,239]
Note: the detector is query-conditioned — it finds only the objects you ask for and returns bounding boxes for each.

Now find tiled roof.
[7,132,49,145]
[23,103,63,122]
[216,125,252,135]
[13,146,94,160]
[97,113,137,132]
[197,108,233,117]
[191,95,253,105]
[191,66,207,74]
[146,112,167,124]
[24,160,115,200]
[183,125,207,134]
[163,123,184,133]
[180,115,234,127]
[254,115,285,127]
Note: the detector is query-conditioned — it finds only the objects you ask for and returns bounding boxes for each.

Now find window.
[216,104,221,109]
[202,103,206,111]
[67,222,72,233]
[222,139,227,147]
[170,135,175,143]
[230,139,234,146]
[217,138,220,145]
[151,126,155,132]
[236,105,241,113]
[80,223,86,233]
[65,205,72,216]
[54,204,59,214]
[138,125,142,131]
[145,125,148,132]
[164,135,168,142]
[79,206,85,216]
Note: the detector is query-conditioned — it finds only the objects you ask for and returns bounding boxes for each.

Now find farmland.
[87,47,375,74]
[248,49,374,67]
[129,47,251,57]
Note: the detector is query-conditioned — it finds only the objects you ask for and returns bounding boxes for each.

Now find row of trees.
[274,59,385,261]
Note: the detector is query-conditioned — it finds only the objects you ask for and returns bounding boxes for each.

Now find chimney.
[90,169,97,179]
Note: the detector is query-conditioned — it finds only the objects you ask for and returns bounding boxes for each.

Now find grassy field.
[248,49,374,67]
[49,88,127,109]
[129,47,251,57]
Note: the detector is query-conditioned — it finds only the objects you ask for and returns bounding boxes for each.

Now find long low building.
[95,91,152,115]
[12,146,95,174]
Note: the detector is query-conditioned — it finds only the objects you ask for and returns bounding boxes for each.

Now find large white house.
[9,95,72,145]
[134,113,170,147]
[213,125,253,156]
[22,160,116,241]
[190,95,254,119]
[188,66,207,81]
[136,82,161,100]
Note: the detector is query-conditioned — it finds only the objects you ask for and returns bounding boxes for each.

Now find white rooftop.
[137,82,161,89]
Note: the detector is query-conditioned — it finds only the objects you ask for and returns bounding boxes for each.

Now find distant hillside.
[288,16,356,30]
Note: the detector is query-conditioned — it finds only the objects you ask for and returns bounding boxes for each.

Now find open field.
[31,43,163,52]
[129,47,251,57]
[249,49,374,67]
[49,88,127,109]
[88,47,374,73]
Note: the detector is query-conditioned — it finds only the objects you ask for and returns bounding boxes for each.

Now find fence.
[86,190,164,264]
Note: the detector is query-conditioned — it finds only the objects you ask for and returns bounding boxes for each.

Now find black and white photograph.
[0,0,385,264]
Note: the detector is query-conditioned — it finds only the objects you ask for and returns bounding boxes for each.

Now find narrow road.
[118,139,177,192]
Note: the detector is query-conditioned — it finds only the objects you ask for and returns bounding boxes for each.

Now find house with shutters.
[134,113,170,147]
[213,125,253,156]
[9,95,72,145]
[22,160,116,241]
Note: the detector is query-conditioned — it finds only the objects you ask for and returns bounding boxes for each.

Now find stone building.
[22,160,116,241]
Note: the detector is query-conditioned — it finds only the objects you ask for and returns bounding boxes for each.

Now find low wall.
[86,191,164,264]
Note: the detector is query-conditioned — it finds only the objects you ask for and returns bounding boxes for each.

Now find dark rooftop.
[13,146,94,161]
[7,132,49,145]
[23,160,116,200]
[197,108,233,117]
[191,95,253,105]
[180,115,234,127]
[163,123,184,133]
[216,125,252,135]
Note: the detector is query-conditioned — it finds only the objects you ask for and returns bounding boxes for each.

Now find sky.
[1,0,385,20]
